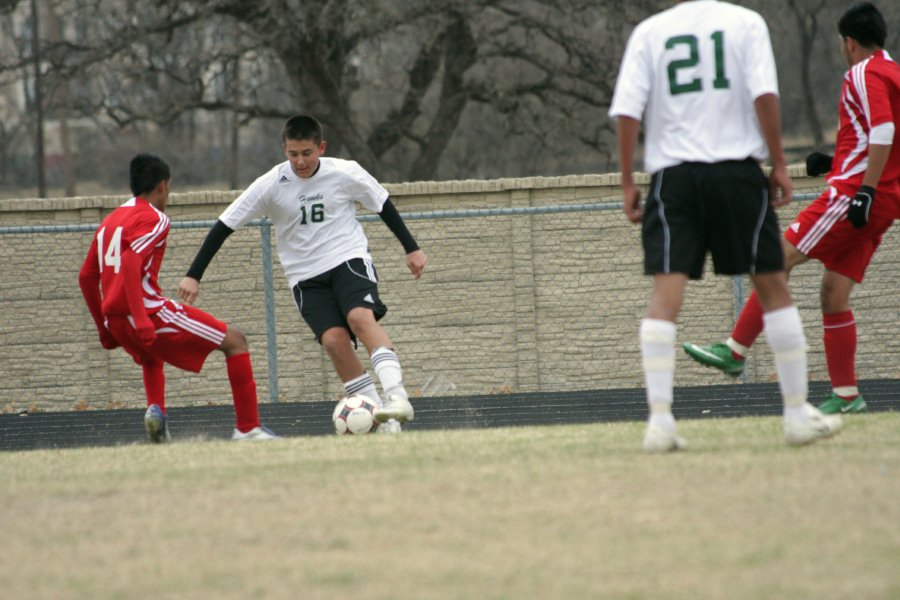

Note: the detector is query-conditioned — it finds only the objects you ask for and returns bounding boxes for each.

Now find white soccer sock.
[763,306,808,414]
[343,373,380,406]
[371,346,407,400]
[725,337,750,358]
[640,318,677,430]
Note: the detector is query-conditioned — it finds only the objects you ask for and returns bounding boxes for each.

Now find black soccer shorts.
[292,257,388,343]
[642,159,784,279]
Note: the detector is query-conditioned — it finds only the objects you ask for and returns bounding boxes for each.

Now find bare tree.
[785,0,829,149]
[12,0,877,190]
[15,0,639,184]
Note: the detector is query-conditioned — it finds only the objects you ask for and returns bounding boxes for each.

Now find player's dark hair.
[281,115,323,145]
[838,2,886,48]
[129,153,170,197]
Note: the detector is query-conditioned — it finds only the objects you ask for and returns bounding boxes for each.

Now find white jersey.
[219,157,389,286]
[608,0,779,174]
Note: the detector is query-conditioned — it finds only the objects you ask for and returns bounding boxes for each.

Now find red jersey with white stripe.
[86,197,170,317]
[828,49,900,219]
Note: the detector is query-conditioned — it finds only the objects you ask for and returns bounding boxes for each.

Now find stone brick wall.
[1,168,896,413]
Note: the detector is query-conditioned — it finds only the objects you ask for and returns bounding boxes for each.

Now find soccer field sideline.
[2,379,898,451]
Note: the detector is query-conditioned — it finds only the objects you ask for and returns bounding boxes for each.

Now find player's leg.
[217,326,275,440]
[638,164,701,453]
[819,270,866,414]
[683,237,809,375]
[332,258,413,423]
[150,300,274,440]
[104,316,171,443]
[641,273,688,453]
[141,358,171,443]
[141,358,166,411]
[293,275,384,414]
[807,207,892,414]
[751,266,842,445]
[346,308,410,405]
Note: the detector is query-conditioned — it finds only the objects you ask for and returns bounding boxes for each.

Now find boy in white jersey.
[179,115,428,432]
[609,0,842,451]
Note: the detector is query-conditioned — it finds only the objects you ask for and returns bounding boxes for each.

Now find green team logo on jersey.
[665,31,730,95]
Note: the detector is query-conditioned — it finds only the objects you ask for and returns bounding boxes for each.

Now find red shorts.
[106,299,227,373]
[784,188,894,283]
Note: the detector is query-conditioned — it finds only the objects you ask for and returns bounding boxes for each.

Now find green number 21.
[665,31,730,95]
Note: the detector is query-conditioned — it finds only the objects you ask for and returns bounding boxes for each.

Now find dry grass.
[2,414,899,600]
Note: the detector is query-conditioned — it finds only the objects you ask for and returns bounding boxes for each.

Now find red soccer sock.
[823,310,857,394]
[142,361,166,413]
[226,352,261,432]
[731,290,764,353]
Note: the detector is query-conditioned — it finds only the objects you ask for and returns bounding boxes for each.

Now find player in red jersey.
[78,153,276,442]
[683,2,900,414]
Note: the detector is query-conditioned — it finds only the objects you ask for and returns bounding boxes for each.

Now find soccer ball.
[332,394,379,435]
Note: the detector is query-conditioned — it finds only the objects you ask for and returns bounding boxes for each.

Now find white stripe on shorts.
[795,188,849,255]
[650,170,670,273]
[157,306,225,345]
[346,258,378,283]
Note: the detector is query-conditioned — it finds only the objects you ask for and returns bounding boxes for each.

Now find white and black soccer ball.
[332,394,379,435]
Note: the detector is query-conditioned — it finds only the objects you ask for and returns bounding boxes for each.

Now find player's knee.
[320,327,351,357]
[224,327,249,354]
[819,285,850,313]
[345,307,374,336]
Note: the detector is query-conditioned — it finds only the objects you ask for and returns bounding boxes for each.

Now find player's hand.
[847,185,874,228]
[178,277,200,305]
[767,165,793,208]
[622,183,642,224]
[99,329,120,350]
[134,319,157,347]
[805,152,833,177]
[406,249,428,279]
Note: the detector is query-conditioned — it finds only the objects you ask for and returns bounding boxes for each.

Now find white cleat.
[784,403,842,446]
[374,394,414,423]
[232,425,278,441]
[376,418,402,435]
[643,423,688,453]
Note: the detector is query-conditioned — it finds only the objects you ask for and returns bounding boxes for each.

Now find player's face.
[840,36,852,67]
[284,139,326,179]
[156,179,171,212]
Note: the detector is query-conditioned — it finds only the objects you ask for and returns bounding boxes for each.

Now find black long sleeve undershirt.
[185,220,234,281]
[379,198,419,254]
[186,198,416,281]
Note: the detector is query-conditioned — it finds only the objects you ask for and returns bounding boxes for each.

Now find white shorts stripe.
[157,307,224,345]
[795,190,849,255]
[651,170,670,273]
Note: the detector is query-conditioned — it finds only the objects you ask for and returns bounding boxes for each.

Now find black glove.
[805,152,833,177]
[847,185,875,228]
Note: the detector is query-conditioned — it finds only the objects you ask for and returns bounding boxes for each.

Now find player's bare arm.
[178,276,201,305]
[616,116,643,224]
[406,249,428,279]
[863,142,891,189]
[753,93,793,207]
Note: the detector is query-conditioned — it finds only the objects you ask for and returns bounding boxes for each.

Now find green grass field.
[2,414,899,600]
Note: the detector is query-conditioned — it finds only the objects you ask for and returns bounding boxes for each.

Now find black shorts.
[642,159,784,279]
[292,258,388,343]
